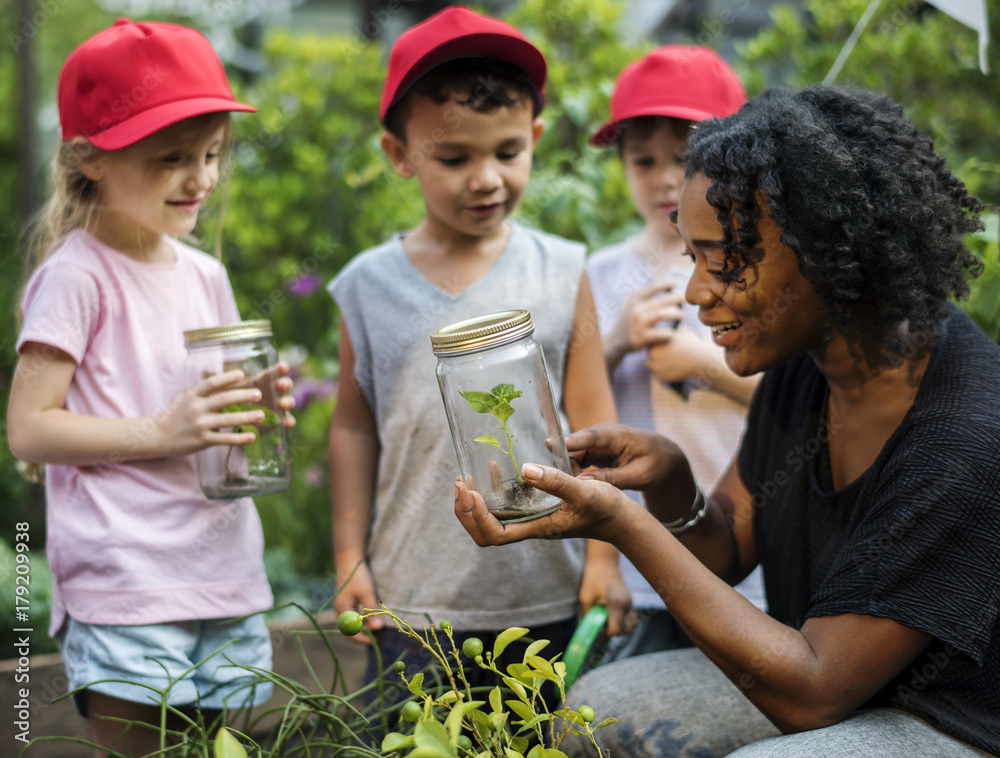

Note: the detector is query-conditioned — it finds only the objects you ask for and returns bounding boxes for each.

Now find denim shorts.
[59,614,274,716]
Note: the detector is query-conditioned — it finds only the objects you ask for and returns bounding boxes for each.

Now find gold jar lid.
[430,310,534,355]
[184,320,273,347]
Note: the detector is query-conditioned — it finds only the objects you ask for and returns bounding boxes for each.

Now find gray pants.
[562,648,994,757]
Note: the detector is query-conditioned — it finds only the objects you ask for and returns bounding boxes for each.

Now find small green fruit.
[401,700,422,722]
[337,611,364,636]
[440,619,452,633]
[577,705,595,724]
[393,660,406,673]
[457,734,473,751]
[462,637,484,658]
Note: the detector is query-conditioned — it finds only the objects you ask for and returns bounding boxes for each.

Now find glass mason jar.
[183,320,291,500]
[430,309,571,522]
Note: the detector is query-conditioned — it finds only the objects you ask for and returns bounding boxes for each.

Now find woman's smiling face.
[675,171,828,377]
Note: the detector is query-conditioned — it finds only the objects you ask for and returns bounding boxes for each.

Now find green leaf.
[524,639,550,658]
[491,383,516,398]
[489,711,508,734]
[506,699,535,722]
[506,663,529,678]
[472,710,492,738]
[473,434,504,449]
[445,700,485,742]
[506,744,528,758]
[407,748,453,758]
[525,656,555,677]
[413,719,453,756]
[213,727,248,758]
[460,391,499,413]
[489,685,503,714]
[501,676,529,703]
[381,731,415,751]
[524,669,560,684]
[408,672,426,696]
[494,627,529,659]
[595,717,619,727]
[560,709,584,726]
[491,401,515,425]
[527,747,568,758]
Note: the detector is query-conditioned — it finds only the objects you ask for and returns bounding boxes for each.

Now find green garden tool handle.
[563,604,609,690]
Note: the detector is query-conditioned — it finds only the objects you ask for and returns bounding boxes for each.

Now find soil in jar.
[481,476,562,521]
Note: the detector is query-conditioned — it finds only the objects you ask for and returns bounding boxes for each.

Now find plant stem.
[500,423,523,484]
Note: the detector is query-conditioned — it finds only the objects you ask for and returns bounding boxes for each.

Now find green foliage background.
[0,0,998,658]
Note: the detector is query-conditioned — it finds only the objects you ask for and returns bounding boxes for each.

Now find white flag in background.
[926,0,990,73]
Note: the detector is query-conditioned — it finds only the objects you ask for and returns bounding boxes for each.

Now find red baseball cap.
[380,5,547,125]
[590,45,746,146]
[59,18,255,150]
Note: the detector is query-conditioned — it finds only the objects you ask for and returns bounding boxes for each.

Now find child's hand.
[609,280,685,357]
[157,370,270,456]
[646,326,722,385]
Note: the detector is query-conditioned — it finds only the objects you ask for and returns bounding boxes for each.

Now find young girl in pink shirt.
[7,19,294,757]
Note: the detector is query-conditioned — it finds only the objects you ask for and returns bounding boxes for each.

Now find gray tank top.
[328,222,586,629]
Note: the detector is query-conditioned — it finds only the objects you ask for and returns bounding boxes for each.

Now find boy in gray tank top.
[326,6,632,697]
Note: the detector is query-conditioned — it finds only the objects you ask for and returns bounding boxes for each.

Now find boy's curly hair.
[685,84,985,351]
[384,58,539,142]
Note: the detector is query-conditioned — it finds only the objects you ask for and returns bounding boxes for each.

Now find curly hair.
[384,58,540,142]
[685,84,985,351]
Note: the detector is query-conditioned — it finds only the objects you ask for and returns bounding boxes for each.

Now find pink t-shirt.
[17,230,272,635]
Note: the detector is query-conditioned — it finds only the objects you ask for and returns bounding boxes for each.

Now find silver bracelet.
[661,485,709,534]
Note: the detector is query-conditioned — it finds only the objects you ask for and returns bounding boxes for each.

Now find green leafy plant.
[219,403,283,483]
[460,384,525,484]
[25,601,615,757]
[338,607,615,758]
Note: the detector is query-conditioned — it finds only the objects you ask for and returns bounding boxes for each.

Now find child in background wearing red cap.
[7,19,294,757]
[327,5,631,698]
[586,46,765,663]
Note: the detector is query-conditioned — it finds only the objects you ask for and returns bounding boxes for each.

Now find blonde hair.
[15,115,237,483]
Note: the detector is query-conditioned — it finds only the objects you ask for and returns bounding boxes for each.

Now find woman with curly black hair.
[456,85,1000,757]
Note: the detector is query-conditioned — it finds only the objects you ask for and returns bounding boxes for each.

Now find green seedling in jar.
[459,383,525,484]
[219,403,281,483]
